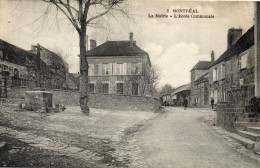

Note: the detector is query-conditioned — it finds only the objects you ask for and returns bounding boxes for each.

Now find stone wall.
[6,87,162,111]
[216,103,246,131]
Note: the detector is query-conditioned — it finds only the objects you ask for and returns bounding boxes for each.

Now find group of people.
[182,97,215,110]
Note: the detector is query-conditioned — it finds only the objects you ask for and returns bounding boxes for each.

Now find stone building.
[0,39,46,98]
[86,33,154,97]
[30,44,70,90]
[190,59,212,106]
[208,26,255,104]
[0,39,77,98]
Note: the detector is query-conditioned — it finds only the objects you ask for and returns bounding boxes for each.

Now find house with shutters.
[86,33,153,97]
[208,26,255,104]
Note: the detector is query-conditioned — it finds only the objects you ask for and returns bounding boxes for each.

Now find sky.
[0,0,255,89]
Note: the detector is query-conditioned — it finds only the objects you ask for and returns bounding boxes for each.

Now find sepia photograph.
[0,0,260,167]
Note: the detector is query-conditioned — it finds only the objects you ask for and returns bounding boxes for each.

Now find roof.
[190,61,212,71]
[171,83,191,95]
[0,39,40,68]
[86,41,148,57]
[210,25,254,68]
[68,73,80,88]
[194,72,209,83]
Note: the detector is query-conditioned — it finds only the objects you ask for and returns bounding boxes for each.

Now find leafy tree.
[42,0,126,115]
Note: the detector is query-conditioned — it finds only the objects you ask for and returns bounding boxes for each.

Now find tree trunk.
[79,29,90,115]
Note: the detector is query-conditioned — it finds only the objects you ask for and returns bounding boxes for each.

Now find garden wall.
[6,87,162,112]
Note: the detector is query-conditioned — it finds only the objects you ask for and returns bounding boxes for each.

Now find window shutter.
[98,63,102,75]
[127,62,131,74]
[123,63,127,75]
[94,64,98,76]
[113,63,117,75]
[138,62,142,74]
[109,63,113,75]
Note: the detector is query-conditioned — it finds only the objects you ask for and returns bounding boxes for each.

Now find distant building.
[171,83,191,106]
[86,33,154,97]
[190,60,212,107]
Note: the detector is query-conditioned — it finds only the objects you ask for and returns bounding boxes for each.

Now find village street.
[130,107,260,168]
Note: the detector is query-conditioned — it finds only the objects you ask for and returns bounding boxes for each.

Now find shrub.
[245,97,260,115]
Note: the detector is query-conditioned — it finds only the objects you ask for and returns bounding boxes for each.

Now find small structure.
[24,91,53,112]
[171,84,191,106]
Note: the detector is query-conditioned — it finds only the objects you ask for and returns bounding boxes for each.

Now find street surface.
[133,107,260,168]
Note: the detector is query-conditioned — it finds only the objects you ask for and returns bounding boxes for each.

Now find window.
[101,83,109,94]
[116,63,125,75]
[2,65,8,71]
[89,64,94,76]
[102,63,109,75]
[132,62,141,74]
[213,67,218,81]
[14,68,19,78]
[0,51,3,59]
[89,83,95,93]
[132,83,138,95]
[240,53,248,70]
[117,83,124,94]
[221,64,225,79]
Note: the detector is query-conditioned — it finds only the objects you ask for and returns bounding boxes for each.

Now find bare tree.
[126,63,159,97]
[42,0,126,115]
[160,84,175,95]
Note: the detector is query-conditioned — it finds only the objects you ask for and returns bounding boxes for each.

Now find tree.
[160,84,175,95]
[42,0,126,115]
[125,62,159,97]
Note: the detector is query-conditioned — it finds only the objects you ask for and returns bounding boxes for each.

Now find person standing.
[184,97,188,110]
[211,98,214,109]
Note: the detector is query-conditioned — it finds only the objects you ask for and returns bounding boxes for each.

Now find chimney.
[31,45,35,51]
[130,32,134,47]
[211,51,215,63]
[227,28,242,49]
[90,39,97,50]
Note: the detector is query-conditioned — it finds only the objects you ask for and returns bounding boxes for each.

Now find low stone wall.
[215,103,246,131]
[6,87,162,111]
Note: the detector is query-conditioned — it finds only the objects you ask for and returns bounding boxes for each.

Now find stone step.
[229,133,255,150]
[236,130,259,141]
[235,122,260,127]
[246,127,260,134]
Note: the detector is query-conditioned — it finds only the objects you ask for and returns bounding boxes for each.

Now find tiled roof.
[171,83,191,95]
[0,39,40,67]
[86,41,148,56]
[210,25,254,67]
[190,61,212,71]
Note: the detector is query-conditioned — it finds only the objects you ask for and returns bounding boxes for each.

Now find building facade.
[209,26,255,104]
[30,44,70,90]
[86,33,154,97]
[0,39,77,98]
[190,59,212,107]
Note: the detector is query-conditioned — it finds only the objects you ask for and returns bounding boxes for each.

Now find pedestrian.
[211,98,214,109]
[183,97,188,110]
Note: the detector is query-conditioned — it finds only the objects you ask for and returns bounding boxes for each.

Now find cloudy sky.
[0,0,254,88]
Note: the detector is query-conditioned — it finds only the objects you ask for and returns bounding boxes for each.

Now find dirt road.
[134,107,259,168]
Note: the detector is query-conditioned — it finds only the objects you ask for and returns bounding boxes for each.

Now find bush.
[245,97,260,115]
